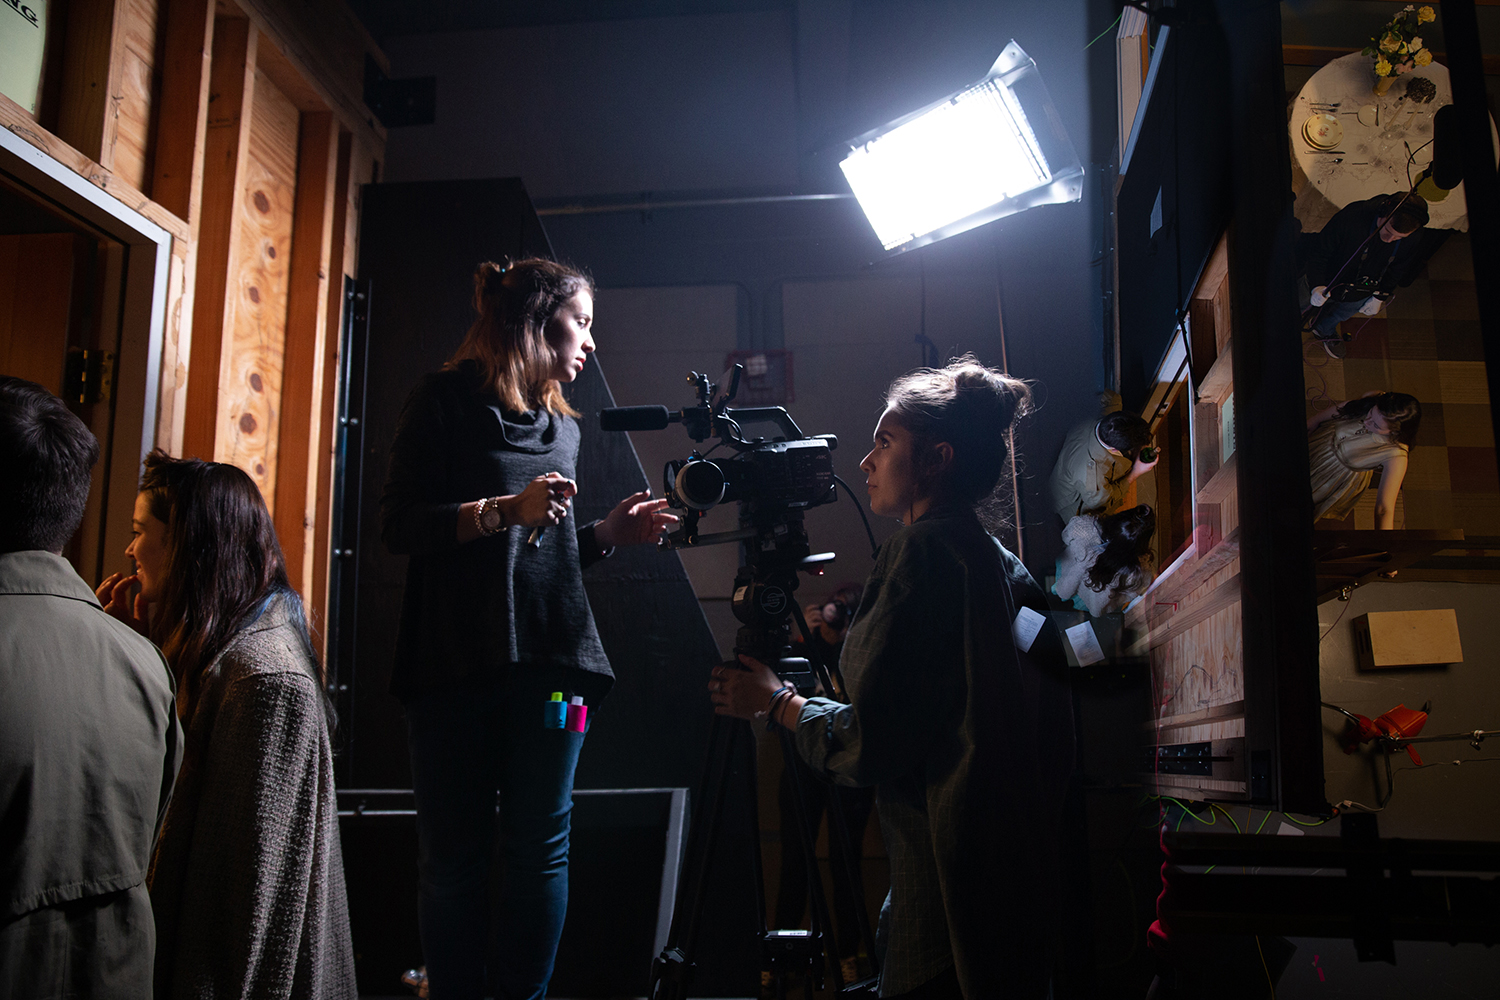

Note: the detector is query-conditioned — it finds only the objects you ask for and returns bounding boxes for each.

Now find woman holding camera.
[96,452,355,1000]
[381,258,676,1000]
[710,357,1074,999]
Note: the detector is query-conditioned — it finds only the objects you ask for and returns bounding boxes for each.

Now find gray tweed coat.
[148,597,356,1000]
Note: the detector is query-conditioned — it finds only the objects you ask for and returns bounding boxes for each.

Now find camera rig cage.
[601,364,839,550]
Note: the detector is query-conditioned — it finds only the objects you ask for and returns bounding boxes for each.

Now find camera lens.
[676,460,727,510]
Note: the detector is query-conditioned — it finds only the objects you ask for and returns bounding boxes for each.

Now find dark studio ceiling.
[347,0,791,42]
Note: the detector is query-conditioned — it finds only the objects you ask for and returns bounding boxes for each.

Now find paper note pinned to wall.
[1065,621,1106,666]
[1013,606,1046,652]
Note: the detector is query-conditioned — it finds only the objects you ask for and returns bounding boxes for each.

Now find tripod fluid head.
[728,511,838,696]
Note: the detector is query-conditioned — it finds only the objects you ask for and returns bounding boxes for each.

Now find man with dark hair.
[1050,410,1158,523]
[0,376,181,997]
[1299,193,1440,357]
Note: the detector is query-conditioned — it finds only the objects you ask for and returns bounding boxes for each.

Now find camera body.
[603,366,838,548]
[666,437,837,514]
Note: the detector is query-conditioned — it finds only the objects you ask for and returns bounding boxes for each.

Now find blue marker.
[544,691,566,729]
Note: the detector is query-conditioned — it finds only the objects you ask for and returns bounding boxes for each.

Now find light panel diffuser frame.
[840,40,1085,254]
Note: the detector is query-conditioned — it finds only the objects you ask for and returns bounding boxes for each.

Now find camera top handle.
[600,365,829,450]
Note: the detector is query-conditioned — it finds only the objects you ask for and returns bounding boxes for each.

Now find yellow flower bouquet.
[1362,5,1437,92]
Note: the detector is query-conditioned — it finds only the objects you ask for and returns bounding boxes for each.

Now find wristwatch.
[476,496,506,536]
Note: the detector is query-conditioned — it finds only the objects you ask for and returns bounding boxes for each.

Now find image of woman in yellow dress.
[1307,391,1421,529]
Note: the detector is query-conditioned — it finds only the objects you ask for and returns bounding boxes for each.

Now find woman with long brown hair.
[96,451,355,1000]
[380,257,675,999]
[1307,390,1421,529]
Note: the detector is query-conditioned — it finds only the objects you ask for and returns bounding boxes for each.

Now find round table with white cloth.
[1290,52,1498,231]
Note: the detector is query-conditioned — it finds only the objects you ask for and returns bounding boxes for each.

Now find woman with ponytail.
[380,258,676,999]
[710,356,1076,999]
[96,452,355,999]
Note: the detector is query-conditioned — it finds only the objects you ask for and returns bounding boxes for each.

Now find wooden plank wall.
[0,235,76,394]
[2,0,386,630]
[182,16,256,462]
[275,112,339,599]
[112,0,164,190]
[216,64,300,509]
[1131,231,1248,799]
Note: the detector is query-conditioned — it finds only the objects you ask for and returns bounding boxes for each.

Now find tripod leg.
[652,712,747,1000]
[777,729,833,990]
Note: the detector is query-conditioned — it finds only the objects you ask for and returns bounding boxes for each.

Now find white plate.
[1357,105,1379,128]
[1303,113,1342,149]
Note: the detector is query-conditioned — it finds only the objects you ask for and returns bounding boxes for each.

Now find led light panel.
[839,41,1083,254]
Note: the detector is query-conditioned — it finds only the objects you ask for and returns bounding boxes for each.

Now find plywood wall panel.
[275,111,338,602]
[215,67,298,511]
[0,235,76,394]
[154,247,192,454]
[1152,602,1245,723]
[110,0,162,190]
[55,0,124,165]
[151,0,215,220]
[182,17,255,461]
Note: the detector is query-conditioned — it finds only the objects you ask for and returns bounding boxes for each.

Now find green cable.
[1085,13,1123,50]
[1281,812,1330,827]
[1166,797,1217,825]
[1210,803,1242,834]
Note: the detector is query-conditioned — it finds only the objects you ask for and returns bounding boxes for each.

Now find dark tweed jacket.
[148,597,356,1000]
[380,361,612,702]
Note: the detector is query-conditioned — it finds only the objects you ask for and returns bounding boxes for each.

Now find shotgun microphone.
[600,405,676,432]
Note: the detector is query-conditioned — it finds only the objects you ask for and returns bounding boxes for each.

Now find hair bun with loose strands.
[884,354,1033,519]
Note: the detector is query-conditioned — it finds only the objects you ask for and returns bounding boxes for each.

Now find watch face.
[482,504,502,531]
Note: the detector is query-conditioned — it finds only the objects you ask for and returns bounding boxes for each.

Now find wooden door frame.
[1,126,172,582]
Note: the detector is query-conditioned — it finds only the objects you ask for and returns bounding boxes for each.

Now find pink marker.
[566,696,587,733]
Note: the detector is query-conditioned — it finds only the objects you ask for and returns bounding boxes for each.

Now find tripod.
[651,510,879,1000]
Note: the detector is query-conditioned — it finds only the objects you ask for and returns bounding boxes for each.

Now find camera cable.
[833,474,880,559]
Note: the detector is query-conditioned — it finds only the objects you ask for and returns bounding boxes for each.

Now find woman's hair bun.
[884,353,1033,508]
[475,260,513,296]
[947,360,1032,434]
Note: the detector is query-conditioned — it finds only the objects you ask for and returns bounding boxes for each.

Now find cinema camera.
[605,372,876,998]
[599,365,840,669]
[599,365,838,545]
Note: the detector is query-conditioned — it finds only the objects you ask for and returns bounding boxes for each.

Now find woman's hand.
[95,572,149,636]
[594,490,679,548]
[709,655,797,725]
[508,473,577,528]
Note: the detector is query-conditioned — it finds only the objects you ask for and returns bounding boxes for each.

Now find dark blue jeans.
[406,670,587,1000]
[1310,296,1369,339]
